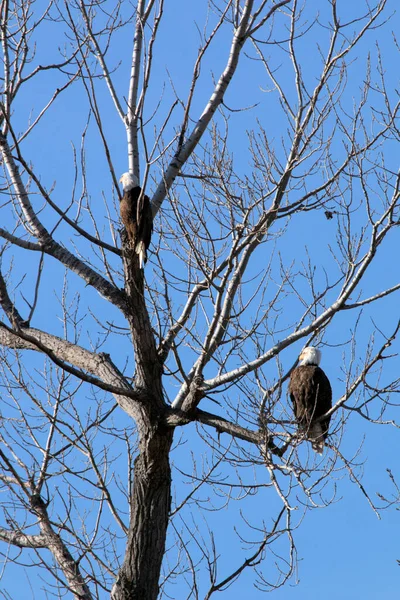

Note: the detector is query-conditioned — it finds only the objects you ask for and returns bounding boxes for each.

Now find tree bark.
[111,426,173,600]
[122,247,163,394]
[111,241,173,600]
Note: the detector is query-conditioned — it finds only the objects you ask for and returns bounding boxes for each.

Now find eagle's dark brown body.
[289,364,332,452]
[120,185,153,266]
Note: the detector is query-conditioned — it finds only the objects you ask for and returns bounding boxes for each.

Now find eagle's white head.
[119,172,139,192]
[298,346,321,366]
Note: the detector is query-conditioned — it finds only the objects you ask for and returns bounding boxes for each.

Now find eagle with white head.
[288,346,332,453]
[119,172,153,269]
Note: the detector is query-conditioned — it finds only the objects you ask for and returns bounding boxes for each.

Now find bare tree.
[0,1,399,598]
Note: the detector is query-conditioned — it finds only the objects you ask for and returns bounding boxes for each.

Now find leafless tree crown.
[0,1,399,599]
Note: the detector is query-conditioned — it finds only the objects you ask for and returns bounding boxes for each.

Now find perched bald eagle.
[119,172,153,268]
[288,346,332,453]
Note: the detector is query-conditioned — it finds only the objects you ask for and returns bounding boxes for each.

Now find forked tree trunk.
[111,426,173,600]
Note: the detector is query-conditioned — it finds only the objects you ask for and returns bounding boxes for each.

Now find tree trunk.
[111,426,173,600]
[110,238,173,599]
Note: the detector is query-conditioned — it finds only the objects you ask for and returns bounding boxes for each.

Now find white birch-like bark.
[151,0,257,215]
[150,0,292,215]
[126,0,146,177]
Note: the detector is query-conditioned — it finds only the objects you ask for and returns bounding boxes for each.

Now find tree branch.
[151,0,256,214]
[0,325,147,422]
[0,527,48,549]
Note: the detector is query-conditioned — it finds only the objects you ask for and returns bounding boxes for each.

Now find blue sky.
[1,1,400,598]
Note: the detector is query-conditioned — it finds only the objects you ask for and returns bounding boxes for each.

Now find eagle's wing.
[136,192,153,251]
[120,190,138,245]
[289,366,311,424]
[313,366,332,439]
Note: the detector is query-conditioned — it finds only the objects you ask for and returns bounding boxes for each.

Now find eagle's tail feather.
[308,422,325,454]
[135,241,146,269]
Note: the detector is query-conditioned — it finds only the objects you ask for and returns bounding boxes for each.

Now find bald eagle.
[119,172,153,268]
[288,346,332,453]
